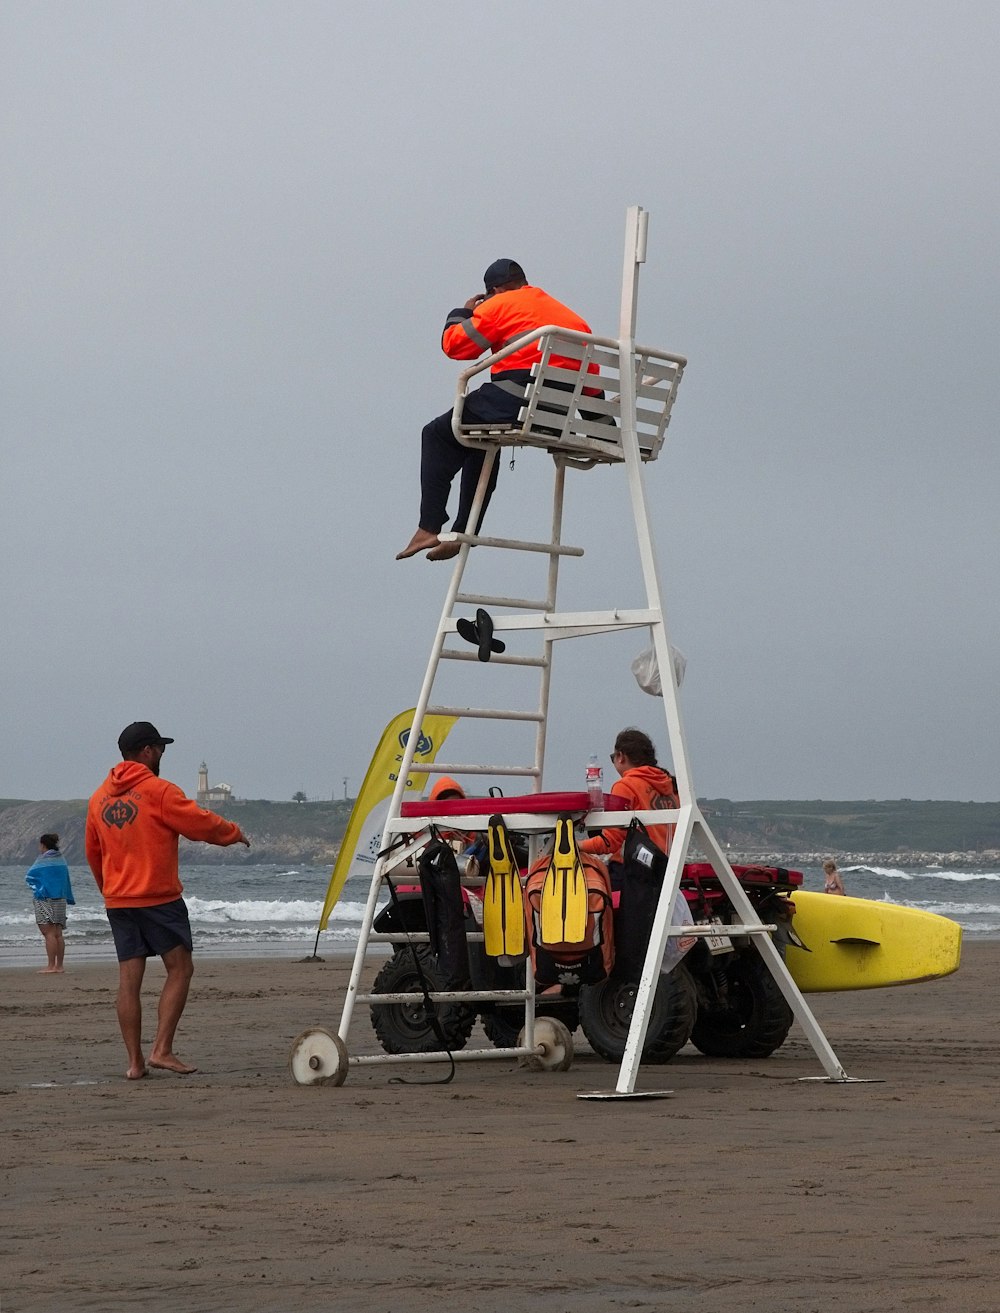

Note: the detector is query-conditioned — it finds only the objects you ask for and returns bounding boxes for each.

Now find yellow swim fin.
[483,814,525,958]
[539,815,588,946]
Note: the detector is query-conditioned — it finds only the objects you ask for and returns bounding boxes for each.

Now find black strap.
[383,866,456,1086]
[374,832,413,862]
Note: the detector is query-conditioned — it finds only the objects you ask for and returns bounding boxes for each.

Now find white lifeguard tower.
[291,207,854,1095]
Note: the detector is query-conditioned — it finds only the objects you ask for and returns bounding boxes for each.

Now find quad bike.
[370,887,579,1053]
[578,864,799,1064]
[370,861,801,1065]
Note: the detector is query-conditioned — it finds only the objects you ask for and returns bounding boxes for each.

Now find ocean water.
[2,858,999,967]
[0,862,373,967]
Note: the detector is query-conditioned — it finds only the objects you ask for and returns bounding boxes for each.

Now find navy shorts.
[106,899,193,962]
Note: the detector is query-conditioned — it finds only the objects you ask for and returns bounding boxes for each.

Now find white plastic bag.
[661,890,696,975]
[631,644,686,697]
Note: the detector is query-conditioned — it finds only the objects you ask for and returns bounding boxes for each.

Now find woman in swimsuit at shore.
[822,858,845,895]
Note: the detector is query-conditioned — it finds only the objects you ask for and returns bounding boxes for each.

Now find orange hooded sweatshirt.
[579,764,678,863]
[429,775,465,801]
[85,761,246,908]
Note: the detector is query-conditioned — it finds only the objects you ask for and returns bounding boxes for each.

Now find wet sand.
[3,943,999,1312]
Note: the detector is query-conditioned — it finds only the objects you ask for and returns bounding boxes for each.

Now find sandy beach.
[4,943,999,1312]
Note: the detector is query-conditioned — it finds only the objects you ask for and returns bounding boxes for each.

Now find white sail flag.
[317,708,459,931]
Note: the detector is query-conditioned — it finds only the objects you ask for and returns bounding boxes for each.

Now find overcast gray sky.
[3,2,998,804]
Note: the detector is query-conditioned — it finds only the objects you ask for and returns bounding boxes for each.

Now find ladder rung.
[442,648,548,668]
[688,923,777,937]
[426,705,545,723]
[447,608,660,635]
[350,1047,534,1066]
[407,762,540,777]
[367,926,775,949]
[370,932,434,941]
[378,878,488,890]
[456,592,551,611]
[371,932,487,944]
[359,989,532,1005]
[438,531,584,557]
[367,924,776,945]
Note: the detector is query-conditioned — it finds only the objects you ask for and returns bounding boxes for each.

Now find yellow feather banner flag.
[316,708,459,933]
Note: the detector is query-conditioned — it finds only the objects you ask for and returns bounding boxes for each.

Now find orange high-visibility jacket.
[579,764,679,864]
[441,285,598,384]
[85,761,246,908]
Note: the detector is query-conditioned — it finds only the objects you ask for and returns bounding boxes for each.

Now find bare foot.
[395,528,439,560]
[426,541,462,561]
[37,967,63,974]
[149,1054,198,1075]
[126,1065,148,1081]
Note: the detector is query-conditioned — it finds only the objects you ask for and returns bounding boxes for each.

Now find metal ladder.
[332,446,595,1076]
[306,206,855,1092]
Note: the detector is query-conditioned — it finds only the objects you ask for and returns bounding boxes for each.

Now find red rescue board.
[400,790,634,819]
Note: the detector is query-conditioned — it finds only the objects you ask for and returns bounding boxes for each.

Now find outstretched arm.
[160,784,250,848]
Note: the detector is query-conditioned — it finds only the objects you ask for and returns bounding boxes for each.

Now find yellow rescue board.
[786,890,962,993]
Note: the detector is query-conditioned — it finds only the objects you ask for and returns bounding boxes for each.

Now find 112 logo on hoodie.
[102,799,138,829]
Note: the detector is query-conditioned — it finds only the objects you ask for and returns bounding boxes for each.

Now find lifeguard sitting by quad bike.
[370,732,800,1066]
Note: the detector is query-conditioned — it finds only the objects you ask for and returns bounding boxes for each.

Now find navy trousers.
[418,376,528,535]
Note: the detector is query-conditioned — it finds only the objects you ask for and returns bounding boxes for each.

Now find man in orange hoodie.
[85,721,250,1080]
[579,728,678,880]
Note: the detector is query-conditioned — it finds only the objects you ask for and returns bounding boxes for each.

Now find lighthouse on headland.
[197,762,233,806]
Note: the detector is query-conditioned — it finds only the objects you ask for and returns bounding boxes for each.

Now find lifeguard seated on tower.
[396,258,596,563]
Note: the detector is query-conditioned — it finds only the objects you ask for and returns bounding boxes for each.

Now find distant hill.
[2,796,998,867]
[698,799,1000,862]
[0,798,353,866]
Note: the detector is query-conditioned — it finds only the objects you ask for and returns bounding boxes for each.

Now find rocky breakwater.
[727,849,1000,870]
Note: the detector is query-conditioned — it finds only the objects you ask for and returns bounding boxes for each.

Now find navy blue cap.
[483,259,525,291]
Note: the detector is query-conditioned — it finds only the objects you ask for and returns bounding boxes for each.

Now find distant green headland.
[2,796,999,867]
[0,798,353,866]
[697,798,1000,865]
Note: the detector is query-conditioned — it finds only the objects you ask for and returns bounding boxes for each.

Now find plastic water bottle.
[586,755,603,811]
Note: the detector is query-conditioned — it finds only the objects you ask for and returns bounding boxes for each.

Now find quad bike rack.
[290,206,856,1094]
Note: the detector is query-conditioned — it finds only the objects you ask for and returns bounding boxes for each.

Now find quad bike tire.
[689,950,793,1059]
[578,964,697,1065]
[370,946,477,1054]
